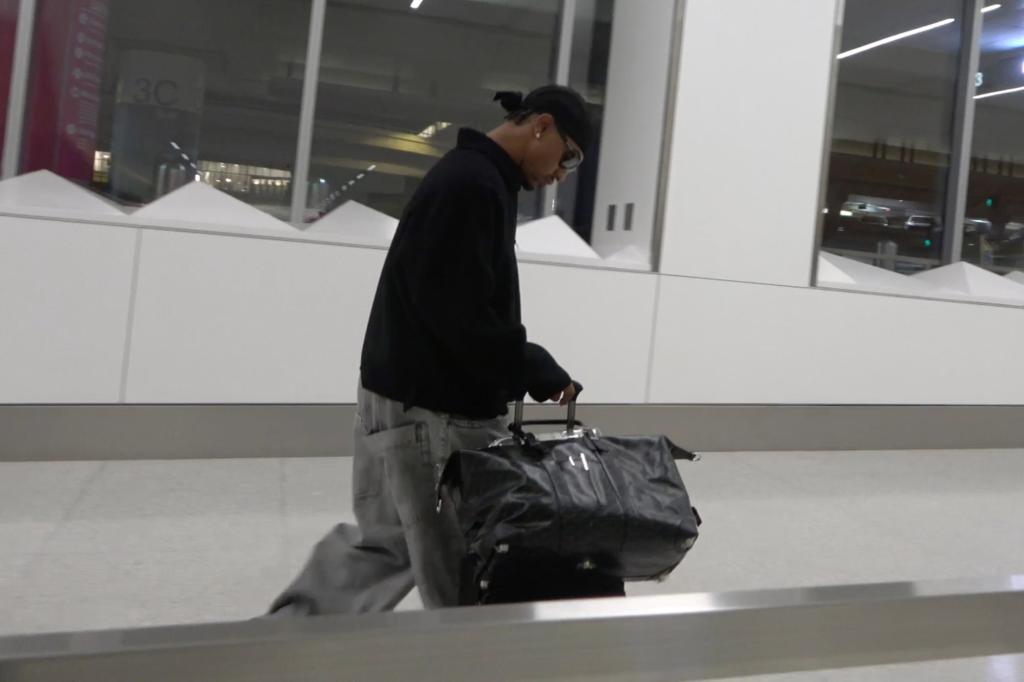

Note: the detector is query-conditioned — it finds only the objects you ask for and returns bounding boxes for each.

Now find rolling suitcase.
[439,384,701,605]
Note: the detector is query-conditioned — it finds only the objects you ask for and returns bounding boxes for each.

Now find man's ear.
[534,112,555,136]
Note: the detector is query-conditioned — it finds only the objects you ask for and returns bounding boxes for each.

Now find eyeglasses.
[555,128,584,172]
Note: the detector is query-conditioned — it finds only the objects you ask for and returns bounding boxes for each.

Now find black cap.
[494,85,593,151]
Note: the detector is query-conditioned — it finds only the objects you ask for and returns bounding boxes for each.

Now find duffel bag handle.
[511,380,583,438]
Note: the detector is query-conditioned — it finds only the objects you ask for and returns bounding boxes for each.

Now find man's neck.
[487,125,526,167]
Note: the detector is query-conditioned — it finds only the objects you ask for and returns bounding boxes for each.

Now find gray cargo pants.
[269,382,509,613]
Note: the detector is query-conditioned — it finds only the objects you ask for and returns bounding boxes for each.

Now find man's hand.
[549,381,577,406]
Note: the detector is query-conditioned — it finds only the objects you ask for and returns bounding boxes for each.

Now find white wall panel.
[126,230,384,403]
[0,217,137,402]
[649,275,1024,405]
[519,263,657,403]
[659,0,840,286]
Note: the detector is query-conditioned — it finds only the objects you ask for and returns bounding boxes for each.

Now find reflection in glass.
[21,0,311,220]
[965,4,1024,273]
[821,0,963,274]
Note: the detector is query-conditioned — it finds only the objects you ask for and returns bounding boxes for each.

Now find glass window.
[303,0,562,225]
[20,0,311,221]
[821,0,964,274]
[0,0,18,159]
[964,3,1024,273]
[300,0,677,273]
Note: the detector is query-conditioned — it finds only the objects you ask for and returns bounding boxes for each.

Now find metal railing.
[2,575,1023,681]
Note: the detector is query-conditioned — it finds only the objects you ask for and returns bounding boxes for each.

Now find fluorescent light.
[410,0,423,7]
[975,84,1024,100]
[838,4,999,62]
[367,164,377,171]
[839,210,854,217]
[418,121,452,139]
[837,18,955,59]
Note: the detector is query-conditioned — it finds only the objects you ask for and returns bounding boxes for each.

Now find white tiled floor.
[2,449,1024,679]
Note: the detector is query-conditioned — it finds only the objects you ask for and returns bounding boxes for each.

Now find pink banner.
[23,0,108,182]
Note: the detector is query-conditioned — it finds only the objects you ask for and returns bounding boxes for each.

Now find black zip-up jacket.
[359,128,570,418]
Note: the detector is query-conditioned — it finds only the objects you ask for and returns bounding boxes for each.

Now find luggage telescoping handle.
[512,380,584,435]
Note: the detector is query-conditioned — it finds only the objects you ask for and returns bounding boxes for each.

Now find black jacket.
[359,128,570,418]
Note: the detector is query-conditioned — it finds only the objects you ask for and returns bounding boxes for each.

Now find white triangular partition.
[958,263,1024,302]
[912,262,970,291]
[815,252,856,286]
[306,200,399,244]
[1005,271,1024,286]
[515,215,601,260]
[0,170,125,215]
[133,181,296,232]
[816,252,951,296]
[913,262,1024,304]
[604,244,652,269]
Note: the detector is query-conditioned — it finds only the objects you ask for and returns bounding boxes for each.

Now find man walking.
[270,85,593,614]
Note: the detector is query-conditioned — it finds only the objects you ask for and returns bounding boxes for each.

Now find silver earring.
[535,132,541,139]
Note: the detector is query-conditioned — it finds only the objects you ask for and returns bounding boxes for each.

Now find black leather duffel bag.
[438,385,701,604]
